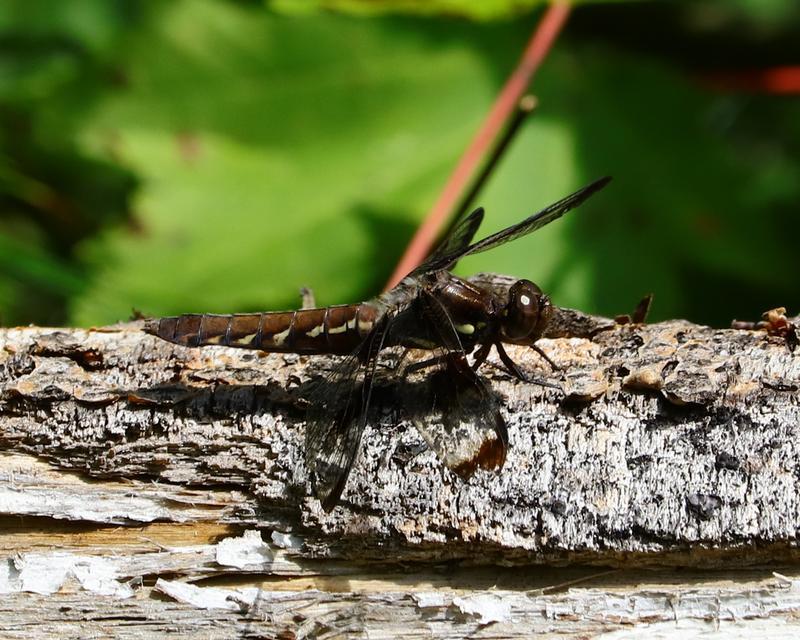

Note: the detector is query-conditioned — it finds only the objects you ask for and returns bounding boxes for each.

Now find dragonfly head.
[498,279,552,345]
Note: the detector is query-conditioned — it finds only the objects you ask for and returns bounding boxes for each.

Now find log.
[1,288,799,637]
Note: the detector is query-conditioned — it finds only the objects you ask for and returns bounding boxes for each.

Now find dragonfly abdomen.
[144,303,381,355]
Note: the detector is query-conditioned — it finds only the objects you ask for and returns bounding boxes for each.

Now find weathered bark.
[1,299,799,637]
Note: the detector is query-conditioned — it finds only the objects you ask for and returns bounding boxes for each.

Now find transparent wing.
[418,176,611,273]
[304,320,389,511]
[410,207,484,276]
[304,353,365,511]
[398,355,507,477]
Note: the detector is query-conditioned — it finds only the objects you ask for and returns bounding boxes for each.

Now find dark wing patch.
[398,356,507,477]
[420,176,611,273]
[411,207,484,276]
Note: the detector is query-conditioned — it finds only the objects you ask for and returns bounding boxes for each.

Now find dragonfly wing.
[304,318,389,511]
[410,207,484,276]
[399,357,507,477]
[304,353,365,511]
[418,176,611,273]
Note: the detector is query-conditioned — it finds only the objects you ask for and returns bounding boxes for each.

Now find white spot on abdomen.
[305,325,323,338]
[272,327,291,345]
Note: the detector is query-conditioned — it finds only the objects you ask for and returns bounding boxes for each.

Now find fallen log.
[1,295,798,637]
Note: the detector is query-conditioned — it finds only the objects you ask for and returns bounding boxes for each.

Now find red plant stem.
[386,1,572,289]
[702,66,800,94]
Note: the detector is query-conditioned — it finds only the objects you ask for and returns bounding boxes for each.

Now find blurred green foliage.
[0,0,798,329]
[272,0,561,20]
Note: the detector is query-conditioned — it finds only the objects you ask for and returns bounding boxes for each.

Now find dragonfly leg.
[471,343,492,371]
[532,344,560,371]
[405,350,475,377]
[496,342,562,391]
[404,353,450,375]
[476,341,559,377]
[495,342,527,381]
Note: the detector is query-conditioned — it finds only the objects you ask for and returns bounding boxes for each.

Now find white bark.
[1,305,799,637]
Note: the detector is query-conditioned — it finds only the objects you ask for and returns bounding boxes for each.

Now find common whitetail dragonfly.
[145,176,611,510]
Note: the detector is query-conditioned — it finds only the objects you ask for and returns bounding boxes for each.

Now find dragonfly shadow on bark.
[129,379,306,422]
[390,358,509,480]
[300,348,510,510]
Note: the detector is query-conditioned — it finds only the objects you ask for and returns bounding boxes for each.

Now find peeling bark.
[1,299,799,636]
[3,566,800,639]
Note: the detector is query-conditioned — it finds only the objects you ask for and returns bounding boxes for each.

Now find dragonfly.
[145,176,612,510]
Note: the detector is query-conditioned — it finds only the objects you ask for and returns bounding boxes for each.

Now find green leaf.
[71,3,527,324]
[0,232,84,294]
[270,0,634,21]
[270,0,546,20]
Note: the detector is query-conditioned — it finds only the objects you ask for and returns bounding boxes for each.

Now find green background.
[1,0,798,328]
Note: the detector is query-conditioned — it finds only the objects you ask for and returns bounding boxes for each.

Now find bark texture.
[1,301,799,637]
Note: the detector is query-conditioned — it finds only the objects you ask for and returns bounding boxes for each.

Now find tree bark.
[1,294,799,637]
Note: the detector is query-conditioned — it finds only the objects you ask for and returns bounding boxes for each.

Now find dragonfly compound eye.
[501,279,549,343]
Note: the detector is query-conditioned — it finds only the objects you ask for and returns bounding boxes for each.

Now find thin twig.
[448,94,538,235]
